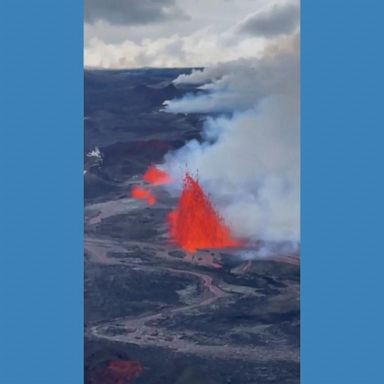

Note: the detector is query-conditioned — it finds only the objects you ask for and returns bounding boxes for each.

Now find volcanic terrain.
[84,68,300,384]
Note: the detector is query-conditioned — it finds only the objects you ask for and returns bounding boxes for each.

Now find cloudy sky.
[84,0,299,68]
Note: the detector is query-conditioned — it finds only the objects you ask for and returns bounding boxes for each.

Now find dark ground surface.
[84,68,300,384]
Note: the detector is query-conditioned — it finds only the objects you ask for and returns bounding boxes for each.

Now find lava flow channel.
[168,173,240,252]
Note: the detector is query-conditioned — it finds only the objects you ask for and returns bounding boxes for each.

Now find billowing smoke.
[161,31,300,252]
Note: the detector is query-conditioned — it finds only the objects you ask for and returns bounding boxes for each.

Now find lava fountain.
[168,173,240,252]
[143,165,171,185]
[131,166,171,206]
[131,185,156,205]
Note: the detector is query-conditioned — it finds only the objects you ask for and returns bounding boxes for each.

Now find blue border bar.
[302,0,384,382]
[0,1,83,383]
[1,0,383,382]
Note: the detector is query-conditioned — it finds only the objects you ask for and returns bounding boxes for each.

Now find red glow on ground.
[168,173,240,252]
[107,360,143,384]
[143,165,171,185]
[131,186,156,205]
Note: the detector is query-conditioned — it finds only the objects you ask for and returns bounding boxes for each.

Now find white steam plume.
[162,33,300,250]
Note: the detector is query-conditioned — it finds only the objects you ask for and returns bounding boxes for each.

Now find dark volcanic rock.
[84,68,300,384]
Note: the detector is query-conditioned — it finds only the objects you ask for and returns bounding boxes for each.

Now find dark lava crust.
[84,68,300,384]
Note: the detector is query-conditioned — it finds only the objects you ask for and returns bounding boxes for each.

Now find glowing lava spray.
[143,165,171,185]
[168,173,240,252]
[131,185,156,205]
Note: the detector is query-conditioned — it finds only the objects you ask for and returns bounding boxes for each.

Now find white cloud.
[84,0,187,26]
[236,1,299,37]
[84,0,295,68]
[84,29,269,69]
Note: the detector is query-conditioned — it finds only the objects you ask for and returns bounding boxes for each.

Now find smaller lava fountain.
[143,165,172,185]
[131,185,156,205]
[168,173,240,252]
[131,165,171,206]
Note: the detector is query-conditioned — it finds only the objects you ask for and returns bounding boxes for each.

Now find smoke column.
[162,32,300,254]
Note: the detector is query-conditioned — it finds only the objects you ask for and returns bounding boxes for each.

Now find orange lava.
[107,360,143,384]
[131,185,156,205]
[143,165,171,185]
[168,173,240,252]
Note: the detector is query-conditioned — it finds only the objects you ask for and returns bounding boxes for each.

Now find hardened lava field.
[84,69,300,384]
